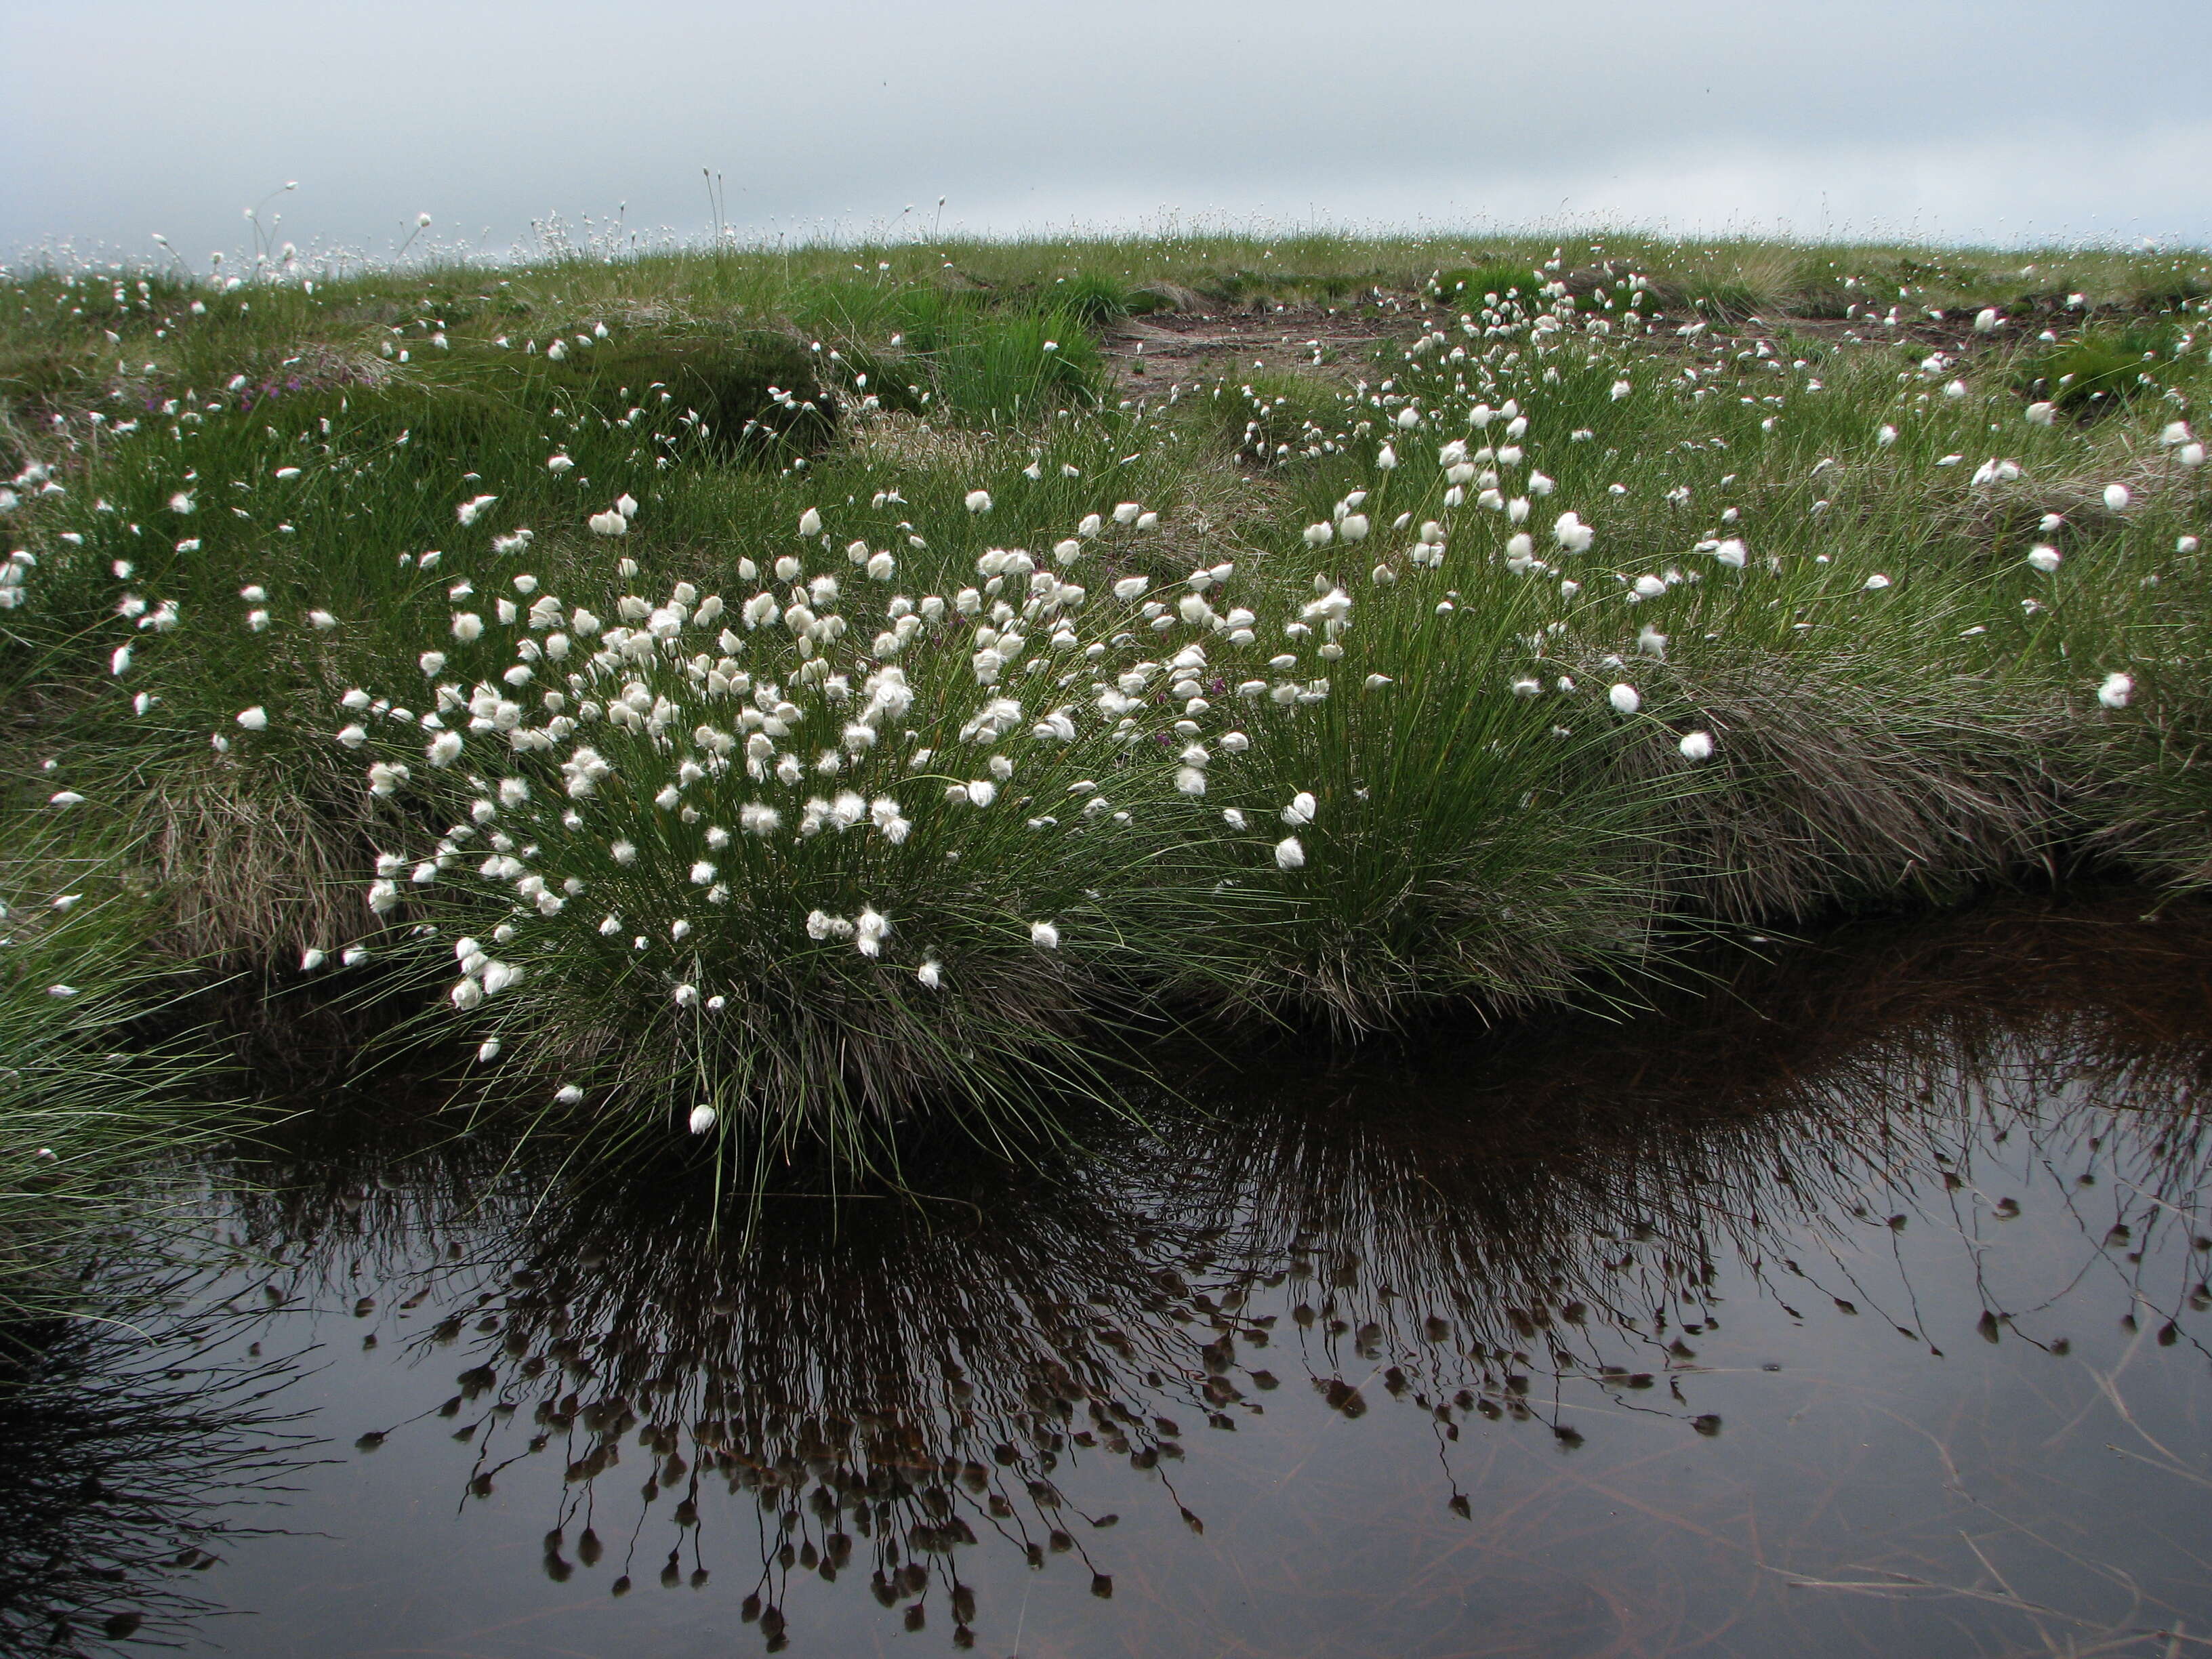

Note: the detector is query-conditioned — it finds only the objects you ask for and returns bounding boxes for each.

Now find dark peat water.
[11,889,2212,1658]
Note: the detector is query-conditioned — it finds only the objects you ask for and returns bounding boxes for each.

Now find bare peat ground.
[1092,279,2150,398]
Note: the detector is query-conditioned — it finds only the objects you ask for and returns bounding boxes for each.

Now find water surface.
[15,891,2212,1657]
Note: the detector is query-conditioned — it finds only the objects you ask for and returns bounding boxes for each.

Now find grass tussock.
[0,226,2206,1181]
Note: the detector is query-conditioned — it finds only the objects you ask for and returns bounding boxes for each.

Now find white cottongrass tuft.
[688,1102,718,1134]
[1678,731,1715,762]
[2026,546,2062,573]
[1029,920,1060,950]
[1274,836,1306,871]
[2097,672,2134,710]
[1607,684,1641,715]
[964,489,993,514]
[2103,484,2131,512]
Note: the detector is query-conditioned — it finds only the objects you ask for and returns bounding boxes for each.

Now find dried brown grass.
[1624,651,2094,922]
[129,756,378,965]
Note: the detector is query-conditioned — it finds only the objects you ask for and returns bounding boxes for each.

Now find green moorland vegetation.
[2,229,2208,1311]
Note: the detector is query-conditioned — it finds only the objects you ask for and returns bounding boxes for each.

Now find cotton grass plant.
[3,228,2207,1174]
[332,480,1371,1153]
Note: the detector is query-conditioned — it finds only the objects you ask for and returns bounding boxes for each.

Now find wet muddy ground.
[10,888,2211,1658]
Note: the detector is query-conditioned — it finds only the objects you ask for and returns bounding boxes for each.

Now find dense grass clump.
[1,228,2207,1179]
[2014,320,2186,413]
[0,835,233,1336]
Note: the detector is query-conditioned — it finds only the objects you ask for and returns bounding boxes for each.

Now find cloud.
[5,0,2207,260]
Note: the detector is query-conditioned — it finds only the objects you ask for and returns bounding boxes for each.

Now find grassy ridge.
[1,230,2207,1192]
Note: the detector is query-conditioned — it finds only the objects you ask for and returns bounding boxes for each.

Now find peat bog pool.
[9,890,2212,1659]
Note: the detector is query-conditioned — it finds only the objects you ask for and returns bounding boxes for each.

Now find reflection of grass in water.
[258,1138,1221,1649]
[0,1276,321,1657]
[187,891,2212,1653]
[1147,892,2212,1651]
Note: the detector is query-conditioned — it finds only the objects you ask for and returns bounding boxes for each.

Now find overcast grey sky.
[5,0,2207,266]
